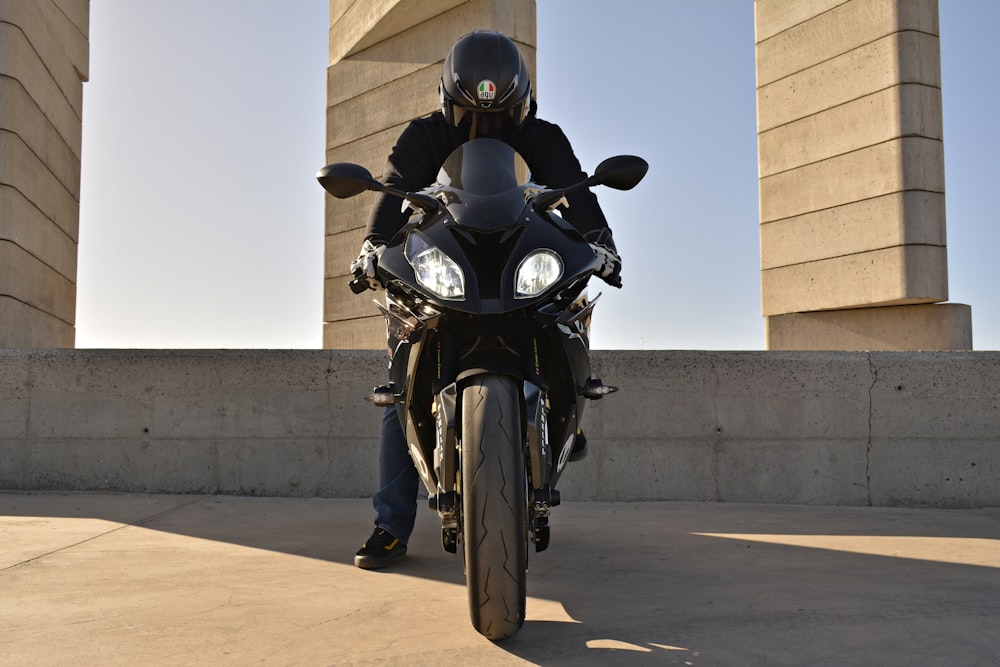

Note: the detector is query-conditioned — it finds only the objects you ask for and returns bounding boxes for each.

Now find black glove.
[349,239,385,290]
[590,242,622,286]
[585,229,622,287]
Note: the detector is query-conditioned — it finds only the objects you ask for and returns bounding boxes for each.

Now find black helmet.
[440,30,532,139]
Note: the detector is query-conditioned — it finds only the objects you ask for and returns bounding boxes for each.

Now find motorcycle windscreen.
[436,138,530,196]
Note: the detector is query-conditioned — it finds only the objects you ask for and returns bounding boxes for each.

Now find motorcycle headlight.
[405,233,465,300]
[515,249,563,298]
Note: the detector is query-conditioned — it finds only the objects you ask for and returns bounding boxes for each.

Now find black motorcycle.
[318,139,647,640]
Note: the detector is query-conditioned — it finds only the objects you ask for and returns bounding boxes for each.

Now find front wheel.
[461,374,527,641]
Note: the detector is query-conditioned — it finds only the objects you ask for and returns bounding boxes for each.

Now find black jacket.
[364,107,610,246]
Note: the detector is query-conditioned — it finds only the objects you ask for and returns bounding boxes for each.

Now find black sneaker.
[354,528,407,569]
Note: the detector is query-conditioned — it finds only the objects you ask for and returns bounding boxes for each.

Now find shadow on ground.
[3,492,1000,665]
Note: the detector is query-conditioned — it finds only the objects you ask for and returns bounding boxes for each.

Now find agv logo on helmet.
[477,80,497,103]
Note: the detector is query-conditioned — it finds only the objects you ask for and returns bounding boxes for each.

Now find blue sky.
[76,1,1000,350]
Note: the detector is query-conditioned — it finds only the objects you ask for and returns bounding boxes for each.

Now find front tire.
[461,374,527,641]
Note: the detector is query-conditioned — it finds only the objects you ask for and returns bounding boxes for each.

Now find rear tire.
[461,374,527,641]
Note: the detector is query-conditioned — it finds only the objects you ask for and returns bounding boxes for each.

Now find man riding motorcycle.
[351,29,622,569]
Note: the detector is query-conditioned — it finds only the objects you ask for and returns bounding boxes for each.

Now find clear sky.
[76,1,1000,350]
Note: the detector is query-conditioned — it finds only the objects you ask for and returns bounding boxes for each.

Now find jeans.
[372,405,419,544]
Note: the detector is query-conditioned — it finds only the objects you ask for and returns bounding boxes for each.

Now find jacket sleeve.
[521,119,612,241]
[364,120,444,245]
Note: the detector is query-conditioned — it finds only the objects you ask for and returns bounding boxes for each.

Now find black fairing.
[378,139,598,314]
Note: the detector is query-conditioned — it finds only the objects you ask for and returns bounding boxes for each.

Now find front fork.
[431,377,562,554]
[430,382,460,553]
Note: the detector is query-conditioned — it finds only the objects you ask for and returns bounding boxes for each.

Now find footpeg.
[442,527,458,554]
[530,488,558,554]
[533,523,551,552]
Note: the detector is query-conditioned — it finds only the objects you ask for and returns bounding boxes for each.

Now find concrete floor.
[2,492,999,666]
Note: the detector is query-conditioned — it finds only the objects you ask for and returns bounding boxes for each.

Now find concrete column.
[0,0,88,348]
[755,0,972,350]
[323,0,537,349]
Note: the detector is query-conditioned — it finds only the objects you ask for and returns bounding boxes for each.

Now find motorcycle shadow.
[402,509,687,662]
[495,527,697,665]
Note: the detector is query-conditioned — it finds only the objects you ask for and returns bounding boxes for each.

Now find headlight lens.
[515,250,563,298]
[405,233,465,300]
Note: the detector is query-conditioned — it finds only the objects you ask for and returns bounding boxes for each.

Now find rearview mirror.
[531,154,648,212]
[317,162,442,213]
[316,163,378,199]
[591,155,648,191]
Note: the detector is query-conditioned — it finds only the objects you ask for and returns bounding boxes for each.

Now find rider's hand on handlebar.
[590,242,622,288]
[349,239,385,291]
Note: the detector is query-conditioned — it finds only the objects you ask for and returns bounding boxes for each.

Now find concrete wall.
[755,0,972,350]
[324,0,537,349]
[0,0,89,347]
[2,349,997,508]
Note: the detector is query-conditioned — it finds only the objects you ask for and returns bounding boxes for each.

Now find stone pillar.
[323,0,536,349]
[755,0,972,350]
[0,0,88,348]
